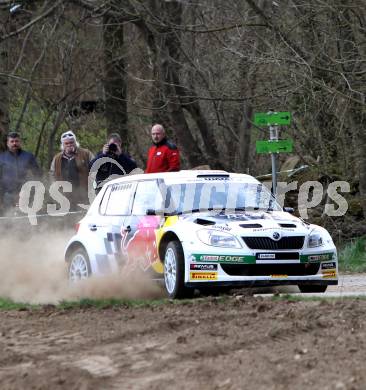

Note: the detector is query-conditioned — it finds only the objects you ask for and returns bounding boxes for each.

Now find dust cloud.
[0,223,163,304]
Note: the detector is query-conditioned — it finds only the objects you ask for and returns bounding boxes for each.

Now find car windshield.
[163,181,281,214]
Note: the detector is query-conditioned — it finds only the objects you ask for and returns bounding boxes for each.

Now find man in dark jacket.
[0,132,41,211]
[145,124,180,173]
[89,133,137,193]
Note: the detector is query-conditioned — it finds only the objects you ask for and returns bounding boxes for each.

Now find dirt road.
[0,294,365,390]
[0,230,365,389]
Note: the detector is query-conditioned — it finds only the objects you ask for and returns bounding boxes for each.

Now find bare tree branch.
[0,0,63,42]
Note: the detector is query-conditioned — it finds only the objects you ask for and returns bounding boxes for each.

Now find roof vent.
[194,218,216,226]
[279,223,296,228]
[239,223,263,229]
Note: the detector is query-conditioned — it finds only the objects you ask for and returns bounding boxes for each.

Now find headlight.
[197,229,242,248]
[308,231,324,248]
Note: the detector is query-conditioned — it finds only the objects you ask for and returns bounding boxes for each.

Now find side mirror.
[283,207,295,214]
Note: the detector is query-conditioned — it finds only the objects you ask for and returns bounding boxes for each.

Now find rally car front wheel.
[68,248,91,282]
[164,241,193,299]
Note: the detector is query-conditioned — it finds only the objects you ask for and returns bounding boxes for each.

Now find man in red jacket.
[145,124,180,173]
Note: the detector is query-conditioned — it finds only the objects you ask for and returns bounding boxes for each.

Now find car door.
[96,181,137,274]
[122,179,165,276]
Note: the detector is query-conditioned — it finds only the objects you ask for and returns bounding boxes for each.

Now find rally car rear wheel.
[68,248,91,282]
[298,285,327,293]
[164,241,193,299]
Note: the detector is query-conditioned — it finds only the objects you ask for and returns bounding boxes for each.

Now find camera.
[108,143,118,154]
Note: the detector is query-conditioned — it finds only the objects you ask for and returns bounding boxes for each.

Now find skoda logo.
[272,232,281,241]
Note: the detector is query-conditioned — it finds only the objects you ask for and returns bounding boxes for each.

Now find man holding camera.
[89,133,137,193]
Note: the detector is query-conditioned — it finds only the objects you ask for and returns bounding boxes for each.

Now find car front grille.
[242,236,305,250]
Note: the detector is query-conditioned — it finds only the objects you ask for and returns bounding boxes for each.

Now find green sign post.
[256,139,293,154]
[253,110,293,196]
[254,112,291,126]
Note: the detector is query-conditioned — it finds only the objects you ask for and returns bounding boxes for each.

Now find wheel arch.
[65,241,88,263]
[158,231,181,263]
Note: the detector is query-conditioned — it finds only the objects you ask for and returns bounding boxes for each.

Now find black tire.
[298,285,327,293]
[68,248,92,282]
[164,241,193,299]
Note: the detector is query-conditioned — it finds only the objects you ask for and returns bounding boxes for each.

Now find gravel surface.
[1,286,366,390]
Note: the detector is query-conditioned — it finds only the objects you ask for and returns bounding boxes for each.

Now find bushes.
[338,237,366,273]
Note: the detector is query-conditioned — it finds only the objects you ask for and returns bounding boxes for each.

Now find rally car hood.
[179,210,311,236]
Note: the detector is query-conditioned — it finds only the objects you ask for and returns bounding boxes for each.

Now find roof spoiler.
[196,174,230,178]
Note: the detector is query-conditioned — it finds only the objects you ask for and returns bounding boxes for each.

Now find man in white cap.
[50,130,94,209]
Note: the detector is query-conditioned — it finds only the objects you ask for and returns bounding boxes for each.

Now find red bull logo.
[120,216,161,272]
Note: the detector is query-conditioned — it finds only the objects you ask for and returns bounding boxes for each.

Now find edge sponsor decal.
[193,254,254,264]
[300,252,335,263]
[308,255,318,261]
[190,264,218,271]
[190,272,218,281]
[309,254,333,262]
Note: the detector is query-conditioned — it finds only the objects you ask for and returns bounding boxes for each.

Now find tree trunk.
[338,8,366,217]
[182,101,225,169]
[355,123,366,219]
[137,2,204,167]
[151,38,173,128]
[0,10,10,150]
[103,12,128,144]
[234,0,268,173]
[163,1,223,168]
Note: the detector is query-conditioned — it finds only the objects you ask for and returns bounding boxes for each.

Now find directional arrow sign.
[256,139,293,154]
[254,112,292,126]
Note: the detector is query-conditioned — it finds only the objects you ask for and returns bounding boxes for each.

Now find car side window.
[105,182,134,216]
[99,185,112,215]
[132,180,163,215]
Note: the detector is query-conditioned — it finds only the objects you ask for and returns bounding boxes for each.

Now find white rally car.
[65,170,338,298]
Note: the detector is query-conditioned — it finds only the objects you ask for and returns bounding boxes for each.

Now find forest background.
[0,0,365,241]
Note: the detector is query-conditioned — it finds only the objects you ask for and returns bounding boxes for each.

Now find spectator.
[89,133,137,193]
[145,124,180,173]
[0,132,41,211]
[50,130,93,209]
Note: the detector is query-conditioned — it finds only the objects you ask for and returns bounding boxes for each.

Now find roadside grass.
[59,297,171,309]
[0,299,38,310]
[338,237,366,273]
[1,292,366,310]
[0,297,199,311]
